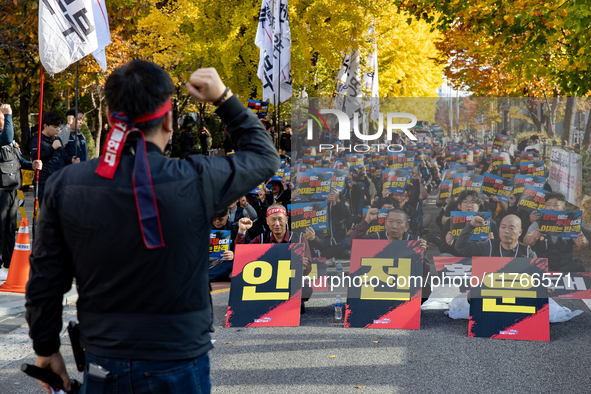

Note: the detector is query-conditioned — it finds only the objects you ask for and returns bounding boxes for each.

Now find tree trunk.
[562,96,577,147]
[19,89,31,160]
[582,107,591,151]
[545,89,559,138]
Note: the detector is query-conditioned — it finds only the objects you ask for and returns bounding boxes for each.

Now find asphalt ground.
[1,190,591,393]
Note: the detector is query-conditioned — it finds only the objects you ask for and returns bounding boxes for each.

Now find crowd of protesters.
[204,124,589,291]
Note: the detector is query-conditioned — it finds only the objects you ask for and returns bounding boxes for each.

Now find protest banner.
[296,171,333,200]
[512,175,546,199]
[519,160,546,176]
[226,243,304,327]
[537,209,582,239]
[290,201,329,232]
[452,173,484,197]
[517,184,549,213]
[492,152,506,167]
[249,183,265,194]
[438,181,452,200]
[382,169,410,194]
[550,272,591,299]
[548,147,582,206]
[302,156,318,167]
[500,164,519,179]
[483,144,494,156]
[345,153,364,167]
[330,169,347,193]
[345,240,424,329]
[362,208,390,234]
[210,230,231,258]
[389,151,415,169]
[493,133,511,148]
[520,151,539,161]
[305,257,328,291]
[482,173,513,203]
[450,212,492,241]
[469,257,549,341]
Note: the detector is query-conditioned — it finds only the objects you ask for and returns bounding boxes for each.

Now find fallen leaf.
[321,345,327,349]
[326,355,336,358]
[222,341,233,344]
[355,386,363,389]
[373,340,379,343]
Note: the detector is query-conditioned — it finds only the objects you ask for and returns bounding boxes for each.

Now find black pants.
[179,150,191,160]
[0,190,18,269]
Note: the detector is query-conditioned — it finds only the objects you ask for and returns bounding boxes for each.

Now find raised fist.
[238,217,253,232]
[365,208,379,224]
[470,215,485,227]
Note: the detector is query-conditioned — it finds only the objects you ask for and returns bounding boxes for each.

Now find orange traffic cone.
[0,218,31,293]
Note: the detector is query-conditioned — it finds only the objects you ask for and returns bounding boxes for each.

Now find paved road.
[1,191,590,393]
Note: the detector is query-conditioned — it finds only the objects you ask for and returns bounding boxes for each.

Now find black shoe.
[300,302,306,314]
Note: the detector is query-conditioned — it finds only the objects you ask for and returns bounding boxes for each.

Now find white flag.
[362,25,379,121]
[255,0,274,102]
[39,0,99,75]
[91,0,111,71]
[344,49,363,124]
[272,0,292,103]
[334,52,350,111]
[255,0,292,104]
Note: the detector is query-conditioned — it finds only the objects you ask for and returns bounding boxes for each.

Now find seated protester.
[321,187,355,258]
[246,189,270,239]
[436,196,453,229]
[409,167,431,232]
[455,214,536,258]
[348,208,431,303]
[236,205,313,312]
[343,172,365,217]
[227,196,258,226]
[502,193,536,243]
[349,207,424,246]
[264,178,290,206]
[439,190,499,257]
[523,192,589,272]
[376,188,420,235]
[209,210,250,282]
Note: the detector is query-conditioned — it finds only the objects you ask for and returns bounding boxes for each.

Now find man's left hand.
[576,232,589,249]
[419,238,427,251]
[72,156,80,164]
[32,160,42,171]
[222,251,234,261]
[34,352,71,394]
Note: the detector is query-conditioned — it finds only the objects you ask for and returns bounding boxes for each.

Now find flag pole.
[73,61,79,159]
[277,0,281,150]
[32,65,45,240]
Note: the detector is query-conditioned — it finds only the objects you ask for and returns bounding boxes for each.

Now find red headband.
[267,206,287,217]
[95,99,172,250]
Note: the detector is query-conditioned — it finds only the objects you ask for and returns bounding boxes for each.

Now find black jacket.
[179,130,194,152]
[25,95,280,360]
[29,133,72,184]
[280,132,291,152]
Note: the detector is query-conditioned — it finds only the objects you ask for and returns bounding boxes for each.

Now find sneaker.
[0,267,7,281]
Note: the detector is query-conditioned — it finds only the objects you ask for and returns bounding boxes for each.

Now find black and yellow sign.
[226,243,304,327]
[345,240,424,330]
[469,257,549,341]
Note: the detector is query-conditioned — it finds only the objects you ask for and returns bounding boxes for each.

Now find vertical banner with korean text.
[548,147,581,206]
